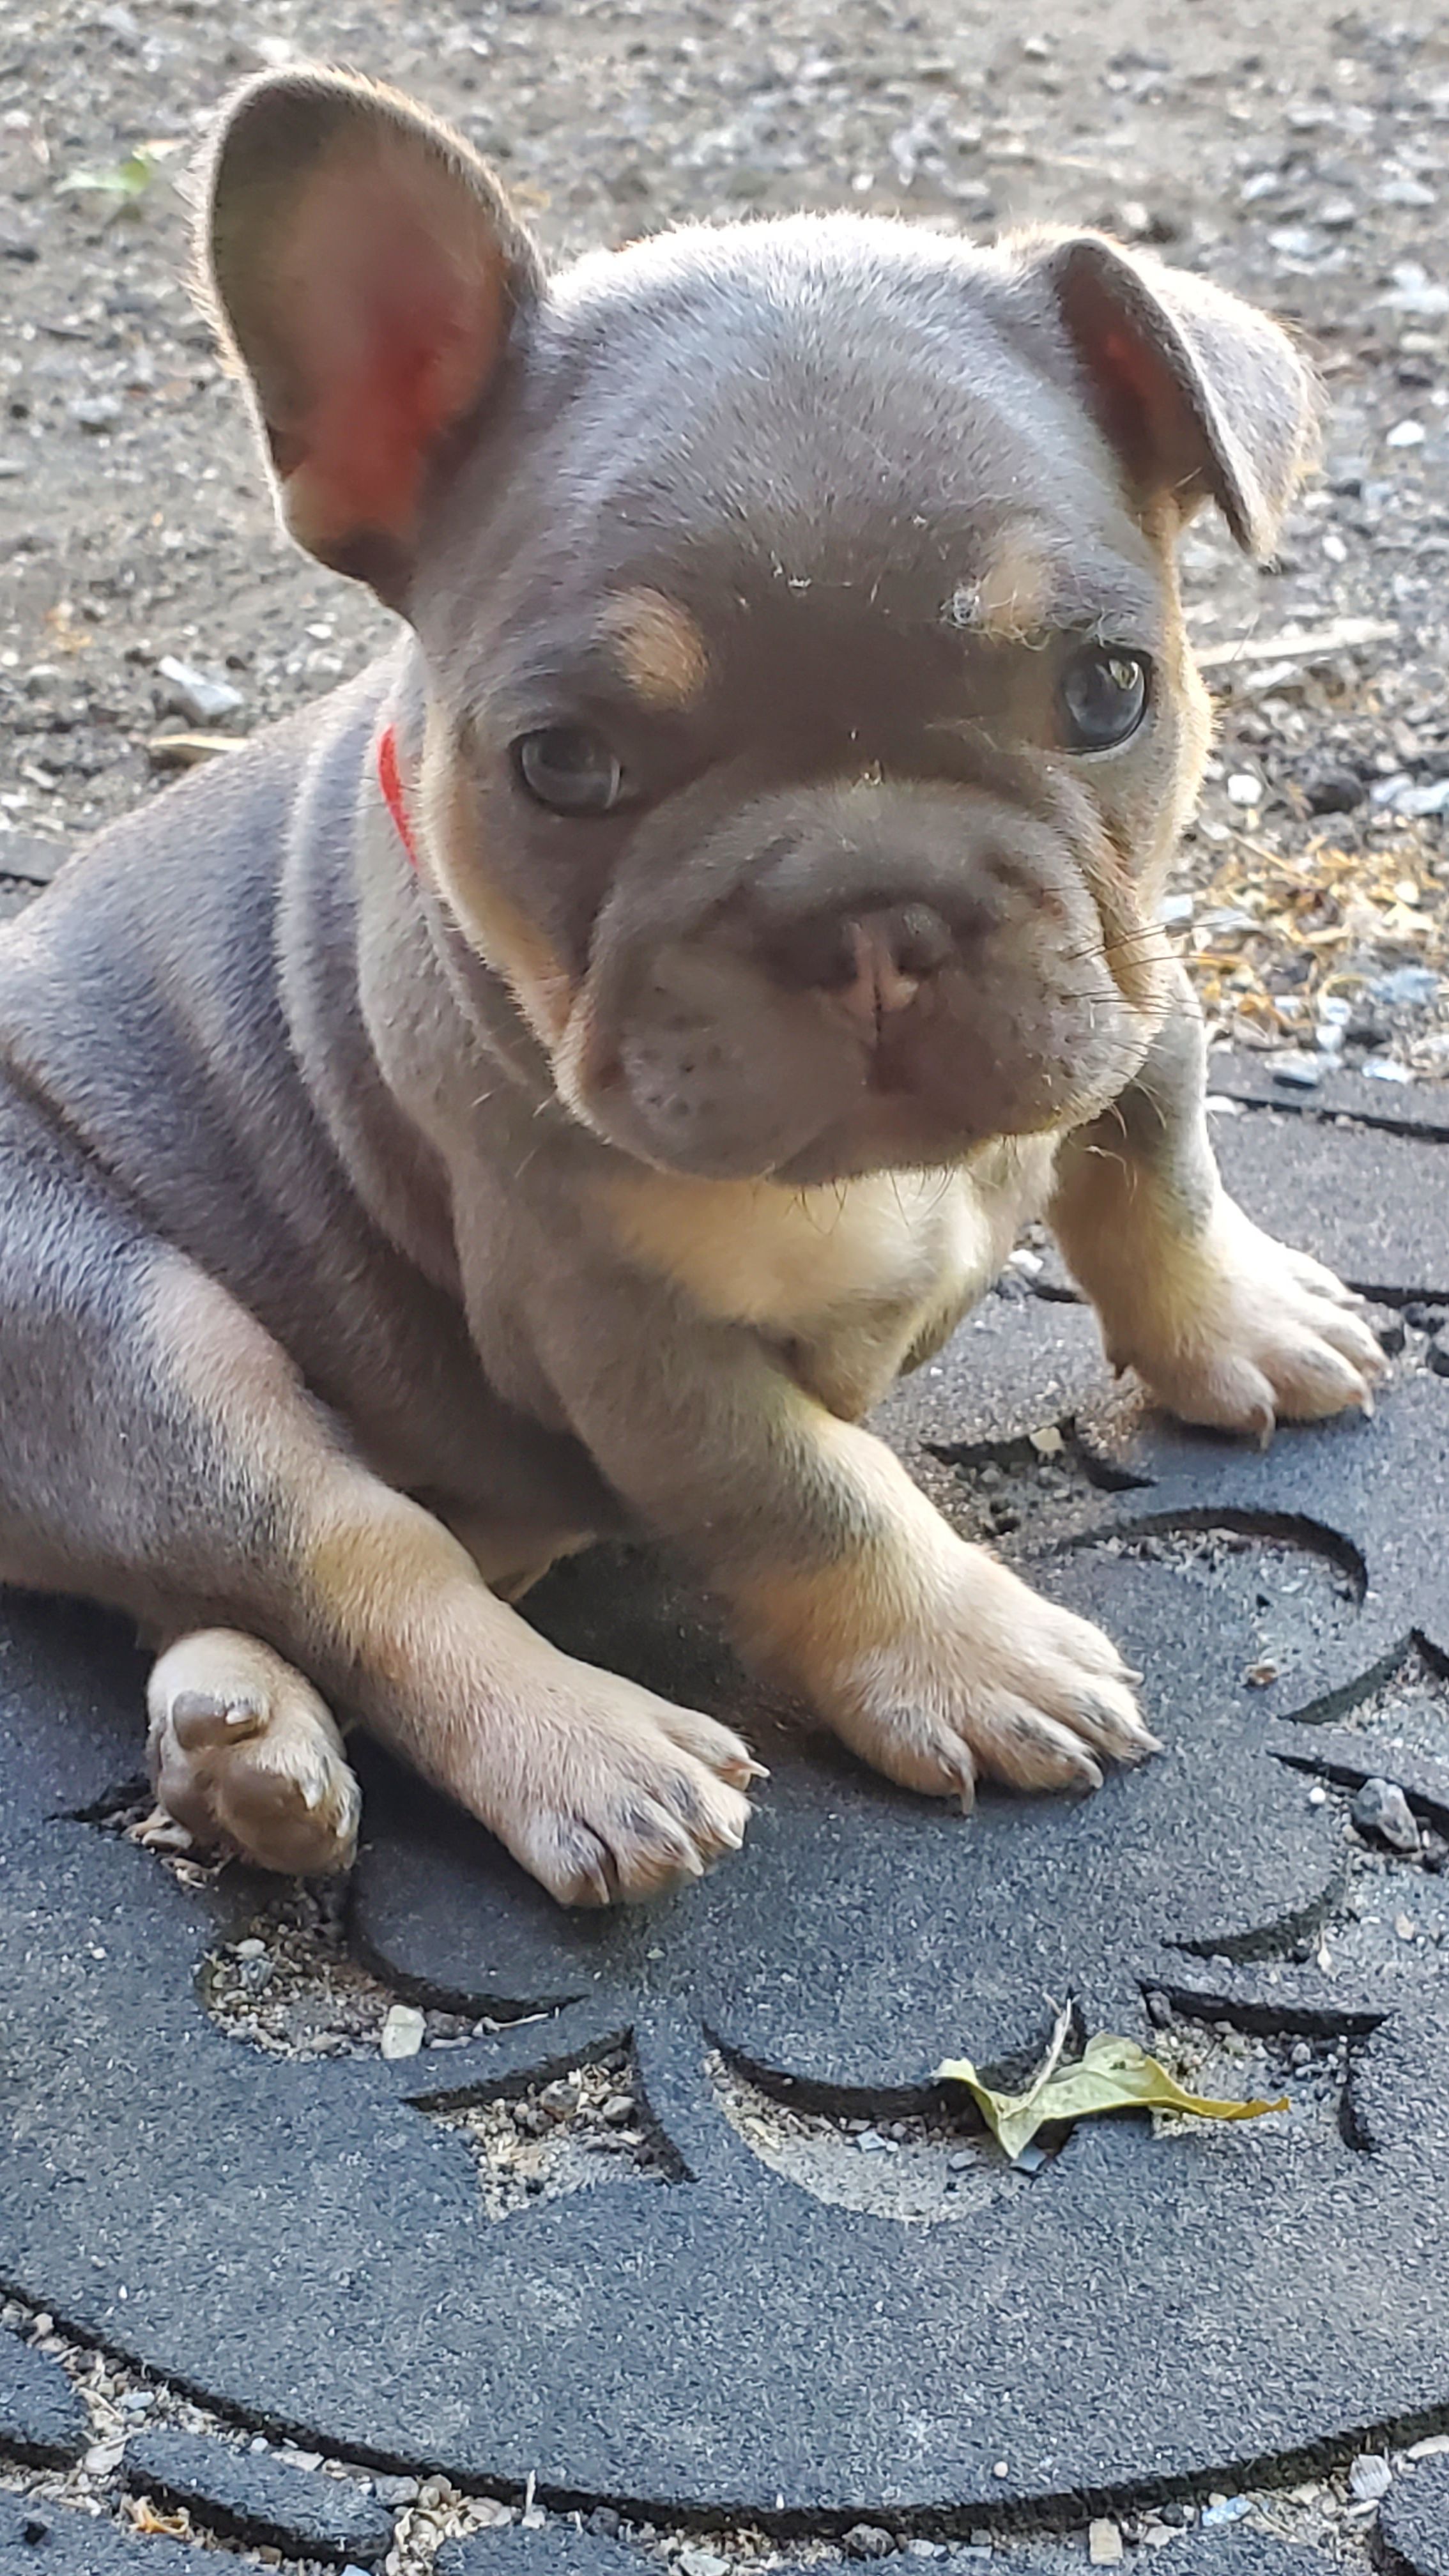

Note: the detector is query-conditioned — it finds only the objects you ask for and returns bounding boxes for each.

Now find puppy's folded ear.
[203,70,542,602]
[1027,231,1320,556]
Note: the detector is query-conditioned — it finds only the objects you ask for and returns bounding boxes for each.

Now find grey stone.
[1268,1051,1323,1089]
[1370,966,1442,1008]
[122,2427,394,2564]
[154,657,245,725]
[374,2474,420,2506]
[1303,765,1367,816]
[0,2327,87,2464]
[1379,2452,1449,2573]
[67,395,121,430]
[843,2531,899,2560]
[1351,1778,1420,1853]
[0,832,65,887]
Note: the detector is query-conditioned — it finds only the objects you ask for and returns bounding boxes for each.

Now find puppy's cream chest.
[595,1137,1057,1401]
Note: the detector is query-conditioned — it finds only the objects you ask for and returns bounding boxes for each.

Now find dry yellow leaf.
[938,2010,1288,2162]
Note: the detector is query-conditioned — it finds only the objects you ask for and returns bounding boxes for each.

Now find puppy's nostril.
[773,914,860,992]
[892,903,955,980]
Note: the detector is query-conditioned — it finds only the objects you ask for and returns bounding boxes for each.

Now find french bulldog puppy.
[0,72,1384,1903]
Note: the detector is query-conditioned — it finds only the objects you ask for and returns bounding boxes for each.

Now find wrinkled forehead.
[425,215,1165,703]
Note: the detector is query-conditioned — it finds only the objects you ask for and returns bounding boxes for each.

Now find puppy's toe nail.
[168,1688,264,1750]
[659,1839,707,1883]
[131,1804,197,1853]
[1073,1685,1158,1764]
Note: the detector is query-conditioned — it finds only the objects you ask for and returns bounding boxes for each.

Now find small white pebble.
[1226,771,1262,806]
[380,2004,426,2060]
[1349,2452,1392,2501]
[1387,418,1426,447]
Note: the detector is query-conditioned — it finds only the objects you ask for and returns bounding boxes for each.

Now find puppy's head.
[206,73,1318,1184]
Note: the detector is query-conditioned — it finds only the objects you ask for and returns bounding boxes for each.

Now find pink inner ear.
[1098,325,1165,427]
[1092,317,1202,506]
[282,147,506,542]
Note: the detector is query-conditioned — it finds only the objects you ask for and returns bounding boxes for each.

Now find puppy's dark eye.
[1059,647,1151,752]
[513,727,624,815]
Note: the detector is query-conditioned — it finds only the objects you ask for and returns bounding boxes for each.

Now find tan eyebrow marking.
[944,524,1054,643]
[602,587,712,710]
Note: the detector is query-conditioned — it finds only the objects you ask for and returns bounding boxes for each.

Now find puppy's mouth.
[554,895,1168,1186]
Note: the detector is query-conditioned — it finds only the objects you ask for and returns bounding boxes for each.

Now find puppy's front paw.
[147,1629,361,1875]
[482,1664,762,1908]
[798,1543,1158,1808]
[1107,1200,1387,1441]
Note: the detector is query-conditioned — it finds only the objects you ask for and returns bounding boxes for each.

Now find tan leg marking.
[302,1494,760,1902]
[147,1261,758,1907]
[1059,1169,1386,1441]
[729,1411,1158,1804]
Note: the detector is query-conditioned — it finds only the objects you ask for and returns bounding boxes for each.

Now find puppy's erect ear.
[1028,231,1320,556]
[203,70,543,601]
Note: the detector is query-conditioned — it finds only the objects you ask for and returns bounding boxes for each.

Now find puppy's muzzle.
[560,779,1147,1181]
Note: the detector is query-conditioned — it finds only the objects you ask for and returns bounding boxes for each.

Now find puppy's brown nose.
[822,905,954,1031]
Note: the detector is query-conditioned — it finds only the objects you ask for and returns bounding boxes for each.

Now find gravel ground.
[4,0,1449,1073]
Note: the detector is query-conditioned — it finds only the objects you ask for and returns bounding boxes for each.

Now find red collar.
[377,721,418,870]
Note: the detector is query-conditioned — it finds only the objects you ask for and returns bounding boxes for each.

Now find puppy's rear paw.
[146,1629,360,1876]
